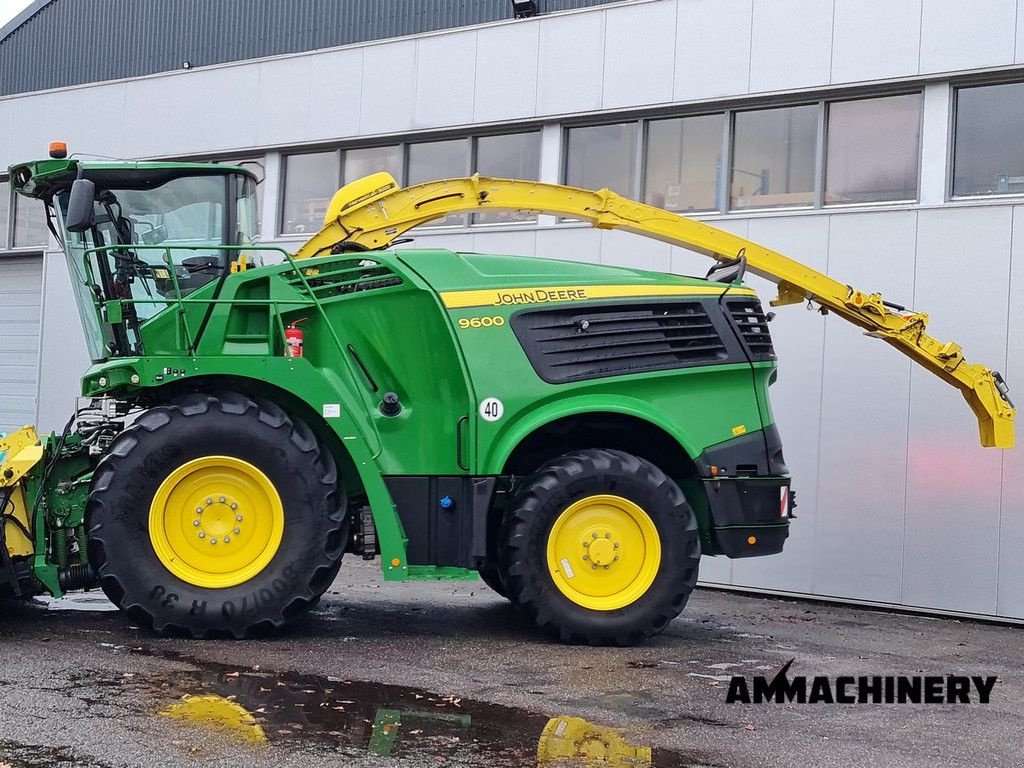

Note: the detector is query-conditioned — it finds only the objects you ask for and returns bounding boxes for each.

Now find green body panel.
[80,248,777,580]
[9,157,783,589]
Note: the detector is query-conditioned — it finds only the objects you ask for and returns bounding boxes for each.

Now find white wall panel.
[813,212,916,602]
[599,229,671,272]
[831,0,922,83]
[359,40,416,136]
[920,0,1016,74]
[415,31,477,129]
[534,227,603,264]
[673,0,752,102]
[256,57,312,146]
[536,11,604,116]
[306,48,364,141]
[748,0,833,93]
[31,85,127,162]
[997,205,1024,616]
[903,207,1010,614]
[602,1,675,109]
[472,229,539,258]
[0,93,54,166]
[473,23,539,124]
[123,66,257,157]
[730,215,830,593]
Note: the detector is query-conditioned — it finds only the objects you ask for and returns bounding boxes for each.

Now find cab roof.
[8,158,257,200]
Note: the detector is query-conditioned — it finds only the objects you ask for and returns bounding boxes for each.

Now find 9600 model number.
[457,315,506,330]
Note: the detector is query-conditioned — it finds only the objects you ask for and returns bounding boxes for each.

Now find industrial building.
[1,0,1021,621]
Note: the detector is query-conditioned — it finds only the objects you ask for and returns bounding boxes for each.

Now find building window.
[644,114,724,213]
[345,145,403,185]
[565,123,638,198]
[281,151,340,236]
[407,138,470,226]
[953,82,1024,197]
[474,132,541,224]
[13,193,48,249]
[826,94,921,205]
[730,105,818,210]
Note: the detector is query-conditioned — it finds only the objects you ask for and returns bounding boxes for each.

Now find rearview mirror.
[65,178,96,233]
[706,253,747,285]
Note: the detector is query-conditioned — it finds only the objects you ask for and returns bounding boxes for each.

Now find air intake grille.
[727,299,775,360]
[286,258,402,299]
[511,301,728,384]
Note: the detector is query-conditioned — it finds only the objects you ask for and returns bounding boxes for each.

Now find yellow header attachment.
[294,173,1016,449]
[0,426,44,489]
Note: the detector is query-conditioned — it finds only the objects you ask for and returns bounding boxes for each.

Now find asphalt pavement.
[0,558,1020,768]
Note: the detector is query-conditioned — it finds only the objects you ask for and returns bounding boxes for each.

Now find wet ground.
[0,558,1021,767]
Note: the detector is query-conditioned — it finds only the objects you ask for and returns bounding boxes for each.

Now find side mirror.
[65,178,96,233]
[706,253,748,285]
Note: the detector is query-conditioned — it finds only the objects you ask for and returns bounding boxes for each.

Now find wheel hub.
[193,495,243,545]
[584,533,617,567]
[148,456,284,589]
[545,494,661,611]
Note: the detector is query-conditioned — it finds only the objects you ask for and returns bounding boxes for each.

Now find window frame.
[948,79,1024,201]
[822,92,924,209]
[274,129,544,237]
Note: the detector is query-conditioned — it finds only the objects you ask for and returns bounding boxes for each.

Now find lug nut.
[605,532,611,539]
[223,536,231,544]
[591,564,597,570]
[195,507,203,514]
[210,538,217,545]
[219,496,226,503]
[198,532,205,538]
[236,515,243,522]
[192,520,200,527]
[582,554,589,561]
[592,532,599,539]
[233,527,240,534]
[614,555,619,561]
[604,564,610,569]
[613,542,619,549]
[583,541,590,547]
[206,498,212,505]
[230,503,238,510]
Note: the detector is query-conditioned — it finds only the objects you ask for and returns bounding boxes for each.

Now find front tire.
[501,449,700,646]
[87,392,347,638]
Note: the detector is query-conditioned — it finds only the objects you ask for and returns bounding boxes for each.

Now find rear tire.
[477,565,508,600]
[501,449,700,646]
[87,392,347,638]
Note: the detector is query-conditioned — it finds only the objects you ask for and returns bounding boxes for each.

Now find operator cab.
[9,152,259,361]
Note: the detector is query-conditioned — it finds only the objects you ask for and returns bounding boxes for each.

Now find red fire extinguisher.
[285,318,306,358]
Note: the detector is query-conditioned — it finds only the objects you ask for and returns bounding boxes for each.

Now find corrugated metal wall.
[0,0,623,96]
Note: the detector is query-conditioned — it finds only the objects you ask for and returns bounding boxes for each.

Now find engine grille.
[511,301,728,384]
[286,257,402,299]
[727,299,776,360]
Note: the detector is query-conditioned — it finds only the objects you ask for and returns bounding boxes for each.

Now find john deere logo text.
[726,659,997,704]
[494,288,589,306]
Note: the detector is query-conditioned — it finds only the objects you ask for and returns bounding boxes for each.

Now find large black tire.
[86,392,347,638]
[477,565,509,600]
[501,449,700,646]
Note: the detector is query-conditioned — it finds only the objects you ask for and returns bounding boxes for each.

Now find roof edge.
[0,0,52,45]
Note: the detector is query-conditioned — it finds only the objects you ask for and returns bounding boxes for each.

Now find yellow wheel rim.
[148,456,284,589]
[545,494,661,611]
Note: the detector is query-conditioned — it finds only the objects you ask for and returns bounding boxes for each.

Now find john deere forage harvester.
[0,147,1013,645]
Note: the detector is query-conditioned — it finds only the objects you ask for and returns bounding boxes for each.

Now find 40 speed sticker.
[479,397,504,422]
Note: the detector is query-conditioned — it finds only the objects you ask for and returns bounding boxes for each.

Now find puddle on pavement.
[121,647,720,767]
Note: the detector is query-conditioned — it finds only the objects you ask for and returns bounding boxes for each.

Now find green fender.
[481,393,703,476]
